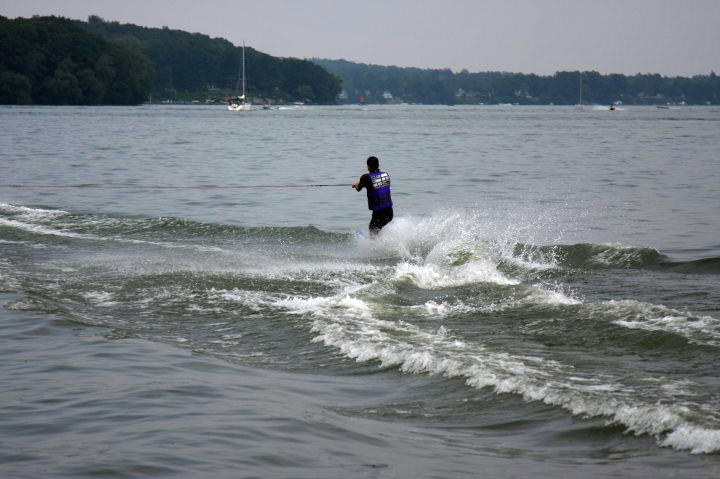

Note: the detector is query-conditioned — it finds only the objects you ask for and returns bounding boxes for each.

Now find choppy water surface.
[1,104,720,478]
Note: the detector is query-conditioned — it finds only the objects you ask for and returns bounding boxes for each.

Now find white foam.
[219,289,275,311]
[0,239,26,245]
[81,291,116,306]
[0,203,68,219]
[0,217,93,240]
[661,424,720,454]
[353,213,523,289]
[596,300,720,346]
[8,203,716,452]
[504,253,560,271]
[5,297,49,311]
[589,243,659,267]
[271,282,720,454]
[526,286,581,306]
[0,214,260,259]
[419,300,473,317]
[392,260,517,289]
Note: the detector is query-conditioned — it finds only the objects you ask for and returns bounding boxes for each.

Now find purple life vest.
[367,171,392,210]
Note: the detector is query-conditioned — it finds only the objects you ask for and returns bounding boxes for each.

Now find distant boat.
[228,42,251,111]
[575,71,584,109]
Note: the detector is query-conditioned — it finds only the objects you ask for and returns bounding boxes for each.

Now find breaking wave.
[2,202,720,454]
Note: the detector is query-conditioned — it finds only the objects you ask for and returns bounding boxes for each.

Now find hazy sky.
[2,0,719,76]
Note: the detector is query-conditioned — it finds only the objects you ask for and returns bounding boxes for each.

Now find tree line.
[0,15,153,105]
[0,15,342,105]
[78,16,341,104]
[4,15,716,107]
[313,59,720,105]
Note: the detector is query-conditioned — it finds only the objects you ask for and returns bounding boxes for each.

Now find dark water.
[1,104,719,478]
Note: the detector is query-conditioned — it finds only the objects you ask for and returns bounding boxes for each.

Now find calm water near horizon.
[1,104,719,478]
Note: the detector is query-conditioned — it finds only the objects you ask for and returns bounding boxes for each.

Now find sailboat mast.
[578,71,583,105]
[242,42,246,98]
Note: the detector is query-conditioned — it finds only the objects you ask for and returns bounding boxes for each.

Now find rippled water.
[1,104,720,478]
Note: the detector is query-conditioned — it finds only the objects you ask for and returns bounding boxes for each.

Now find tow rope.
[2,183,348,189]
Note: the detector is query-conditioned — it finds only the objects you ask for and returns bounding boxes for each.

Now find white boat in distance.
[228,42,251,111]
[227,96,250,111]
[575,71,584,110]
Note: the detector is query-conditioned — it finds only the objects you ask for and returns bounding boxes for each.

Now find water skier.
[352,156,393,236]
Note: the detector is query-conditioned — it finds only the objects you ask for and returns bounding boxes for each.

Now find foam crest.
[591,300,720,346]
[361,212,486,261]
[418,300,473,317]
[0,217,93,239]
[661,424,720,454]
[365,210,594,291]
[510,242,664,270]
[591,243,657,266]
[0,202,68,219]
[0,213,246,256]
[290,286,720,454]
[355,212,527,290]
[81,291,116,306]
[392,260,517,289]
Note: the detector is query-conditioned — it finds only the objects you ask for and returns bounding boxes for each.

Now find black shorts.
[369,206,393,232]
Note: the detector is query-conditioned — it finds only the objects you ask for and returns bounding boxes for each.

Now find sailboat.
[575,71,584,110]
[227,42,251,111]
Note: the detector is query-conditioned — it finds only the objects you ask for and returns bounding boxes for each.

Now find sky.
[2,0,719,77]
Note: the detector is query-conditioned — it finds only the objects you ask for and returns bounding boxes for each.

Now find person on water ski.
[352,156,393,236]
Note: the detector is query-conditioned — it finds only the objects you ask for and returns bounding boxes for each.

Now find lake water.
[1,104,719,478]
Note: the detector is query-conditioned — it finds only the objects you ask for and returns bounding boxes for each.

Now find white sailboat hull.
[227,102,251,111]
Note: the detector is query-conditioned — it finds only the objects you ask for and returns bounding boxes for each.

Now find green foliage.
[0,71,33,104]
[0,15,341,105]
[78,16,342,103]
[314,59,720,105]
[0,15,153,105]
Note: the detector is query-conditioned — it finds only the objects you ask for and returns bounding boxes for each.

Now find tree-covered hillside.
[78,16,341,104]
[0,15,342,105]
[0,15,153,105]
[314,59,720,105]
